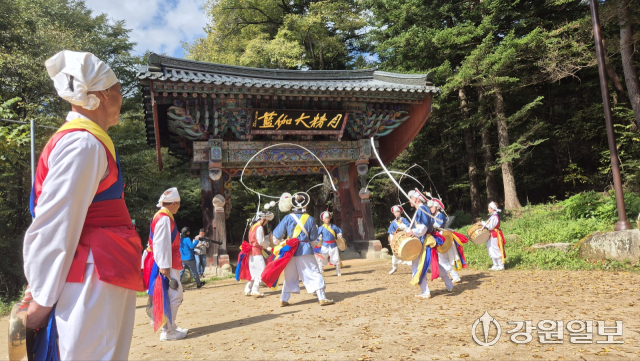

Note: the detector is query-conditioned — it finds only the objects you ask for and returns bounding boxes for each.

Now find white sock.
[281,291,291,302]
[316,288,326,300]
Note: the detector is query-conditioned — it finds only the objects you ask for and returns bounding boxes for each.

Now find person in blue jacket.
[179,227,205,289]
[316,210,343,276]
[272,192,334,306]
[388,205,412,275]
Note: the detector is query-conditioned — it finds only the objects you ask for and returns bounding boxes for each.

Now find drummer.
[387,205,412,275]
[406,189,454,299]
[429,199,462,283]
[316,210,343,277]
[478,201,506,271]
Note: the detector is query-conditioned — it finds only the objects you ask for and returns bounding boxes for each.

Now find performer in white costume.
[243,211,274,297]
[271,192,334,306]
[406,190,454,299]
[480,201,507,271]
[316,210,343,276]
[143,188,190,341]
[23,51,144,360]
[429,199,461,283]
[387,205,412,275]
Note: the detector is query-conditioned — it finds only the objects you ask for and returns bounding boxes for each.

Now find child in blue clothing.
[316,210,343,276]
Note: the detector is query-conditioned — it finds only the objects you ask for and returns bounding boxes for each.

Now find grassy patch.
[457,199,640,273]
[0,296,20,317]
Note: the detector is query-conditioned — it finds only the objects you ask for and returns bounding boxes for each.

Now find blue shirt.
[433,212,448,229]
[317,223,342,249]
[272,213,318,256]
[180,236,199,261]
[387,217,410,236]
[414,204,435,242]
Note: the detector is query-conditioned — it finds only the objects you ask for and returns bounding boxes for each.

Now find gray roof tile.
[137,53,439,95]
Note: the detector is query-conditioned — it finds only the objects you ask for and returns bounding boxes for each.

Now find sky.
[83,0,208,58]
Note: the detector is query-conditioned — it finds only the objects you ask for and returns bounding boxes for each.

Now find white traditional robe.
[23,112,136,360]
[483,212,503,264]
[150,211,184,332]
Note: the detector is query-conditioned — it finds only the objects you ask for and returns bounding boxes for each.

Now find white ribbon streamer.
[240,143,338,200]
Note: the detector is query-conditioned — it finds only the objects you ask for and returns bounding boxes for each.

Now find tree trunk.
[459,88,482,217]
[618,0,640,127]
[479,91,500,203]
[494,87,522,210]
[602,37,630,105]
[439,146,451,207]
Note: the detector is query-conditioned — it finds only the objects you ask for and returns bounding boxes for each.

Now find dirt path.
[2,259,639,360]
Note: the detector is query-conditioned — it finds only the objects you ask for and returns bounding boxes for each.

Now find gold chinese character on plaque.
[310,113,328,128]
[257,111,277,128]
[294,113,311,128]
[327,114,342,128]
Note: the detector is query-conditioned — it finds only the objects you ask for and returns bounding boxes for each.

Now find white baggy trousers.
[56,263,136,360]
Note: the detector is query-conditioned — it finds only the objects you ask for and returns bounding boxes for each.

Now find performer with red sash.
[405,189,454,299]
[23,50,143,360]
[316,210,343,276]
[236,211,274,297]
[429,199,467,283]
[142,187,189,341]
[479,201,507,271]
[263,192,335,306]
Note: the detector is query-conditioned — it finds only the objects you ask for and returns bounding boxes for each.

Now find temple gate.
[137,53,439,274]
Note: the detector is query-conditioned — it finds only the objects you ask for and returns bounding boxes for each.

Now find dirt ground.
[2,258,640,360]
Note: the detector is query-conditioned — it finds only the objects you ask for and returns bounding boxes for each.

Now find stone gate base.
[352,240,383,259]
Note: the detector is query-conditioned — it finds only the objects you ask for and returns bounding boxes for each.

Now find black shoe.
[197,281,206,289]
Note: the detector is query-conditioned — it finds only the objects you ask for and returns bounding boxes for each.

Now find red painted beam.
[376,96,433,164]
[149,81,163,172]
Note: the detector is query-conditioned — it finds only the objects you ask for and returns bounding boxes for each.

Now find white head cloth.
[157,187,180,207]
[489,201,502,212]
[321,211,332,220]
[45,50,118,111]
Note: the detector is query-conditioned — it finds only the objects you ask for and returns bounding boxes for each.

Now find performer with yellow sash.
[388,205,412,275]
[316,210,343,276]
[479,201,507,271]
[269,192,334,306]
[406,189,454,299]
[23,51,143,359]
[429,199,462,283]
[142,188,189,341]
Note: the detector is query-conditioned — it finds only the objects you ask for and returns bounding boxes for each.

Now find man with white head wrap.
[23,50,142,360]
[478,201,507,270]
[142,187,190,341]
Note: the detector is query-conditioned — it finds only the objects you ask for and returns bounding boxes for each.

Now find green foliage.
[185,0,369,69]
[562,191,640,223]
[457,200,640,272]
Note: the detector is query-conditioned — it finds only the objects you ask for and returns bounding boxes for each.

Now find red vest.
[148,210,183,270]
[248,222,263,256]
[30,119,144,291]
